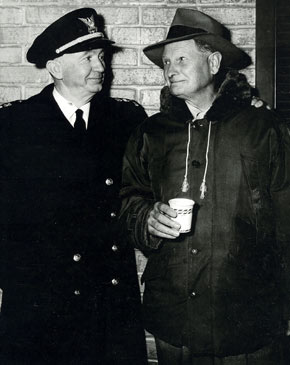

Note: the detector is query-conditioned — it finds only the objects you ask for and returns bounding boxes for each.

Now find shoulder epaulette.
[0,99,23,109]
[114,98,141,108]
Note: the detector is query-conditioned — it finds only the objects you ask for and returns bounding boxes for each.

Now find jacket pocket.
[240,154,275,234]
[240,154,261,210]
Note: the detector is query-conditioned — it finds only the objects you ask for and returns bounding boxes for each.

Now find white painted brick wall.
[0,0,256,110]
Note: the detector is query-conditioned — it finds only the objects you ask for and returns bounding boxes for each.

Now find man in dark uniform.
[0,8,147,364]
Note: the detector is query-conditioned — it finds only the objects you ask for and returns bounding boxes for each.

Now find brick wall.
[276,1,290,126]
[0,1,256,363]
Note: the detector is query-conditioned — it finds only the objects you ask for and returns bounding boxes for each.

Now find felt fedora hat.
[27,8,114,67]
[143,8,251,70]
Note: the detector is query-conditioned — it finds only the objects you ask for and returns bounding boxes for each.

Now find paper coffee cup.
[168,198,195,233]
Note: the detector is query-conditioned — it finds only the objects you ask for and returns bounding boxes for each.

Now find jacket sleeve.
[270,119,290,319]
[119,123,162,253]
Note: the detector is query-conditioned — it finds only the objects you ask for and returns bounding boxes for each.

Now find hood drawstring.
[181,120,212,200]
[200,121,212,199]
[181,121,191,193]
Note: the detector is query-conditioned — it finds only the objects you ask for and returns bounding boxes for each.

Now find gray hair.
[194,38,218,55]
[194,38,228,91]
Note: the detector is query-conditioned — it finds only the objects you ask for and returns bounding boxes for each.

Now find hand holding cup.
[147,202,181,239]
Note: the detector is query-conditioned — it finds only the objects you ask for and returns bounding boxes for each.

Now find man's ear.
[46,59,63,80]
[208,51,222,75]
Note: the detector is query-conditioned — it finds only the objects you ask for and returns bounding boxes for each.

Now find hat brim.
[143,33,251,70]
[27,37,114,67]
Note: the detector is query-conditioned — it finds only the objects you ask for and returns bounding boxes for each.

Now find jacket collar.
[160,70,253,123]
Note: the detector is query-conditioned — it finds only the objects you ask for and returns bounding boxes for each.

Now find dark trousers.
[155,337,290,365]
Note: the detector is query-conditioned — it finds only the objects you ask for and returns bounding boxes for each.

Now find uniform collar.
[53,87,90,128]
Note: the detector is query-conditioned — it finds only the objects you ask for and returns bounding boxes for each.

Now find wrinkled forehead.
[162,39,200,57]
[70,47,105,56]
[81,48,105,55]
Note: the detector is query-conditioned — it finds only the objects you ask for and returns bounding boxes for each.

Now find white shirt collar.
[52,88,90,129]
[185,101,209,120]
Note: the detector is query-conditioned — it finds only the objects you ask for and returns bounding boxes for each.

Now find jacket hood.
[160,70,254,122]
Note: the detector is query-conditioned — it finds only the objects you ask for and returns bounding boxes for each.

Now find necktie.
[74,109,86,133]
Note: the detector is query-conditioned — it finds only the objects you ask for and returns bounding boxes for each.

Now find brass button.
[190,291,196,298]
[112,245,118,252]
[111,278,119,286]
[191,249,198,255]
[191,160,201,168]
[110,212,117,218]
[73,254,81,262]
[105,178,113,186]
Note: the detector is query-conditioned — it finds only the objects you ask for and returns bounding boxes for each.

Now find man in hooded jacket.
[120,8,290,365]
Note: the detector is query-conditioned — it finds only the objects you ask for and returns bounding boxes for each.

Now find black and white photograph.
[0,1,290,364]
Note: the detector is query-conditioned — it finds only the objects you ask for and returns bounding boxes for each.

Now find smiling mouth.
[170,80,183,85]
[88,77,103,82]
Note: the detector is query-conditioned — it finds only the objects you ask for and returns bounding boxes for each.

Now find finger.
[152,203,180,229]
[251,99,263,108]
[148,221,180,239]
[148,213,180,236]
[148,226,179,239]
[148,203,180,238]
[251,96,258,105]
[157,202,177,218]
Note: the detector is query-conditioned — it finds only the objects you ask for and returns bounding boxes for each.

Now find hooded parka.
[120,71,290,357]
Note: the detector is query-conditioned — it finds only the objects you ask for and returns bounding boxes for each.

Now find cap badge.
[78,15,98,34]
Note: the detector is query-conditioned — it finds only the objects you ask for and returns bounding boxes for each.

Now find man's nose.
[166,62,178,78]
[92,58,105,72]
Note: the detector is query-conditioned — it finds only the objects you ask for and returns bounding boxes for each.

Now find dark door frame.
[256,0,276,108]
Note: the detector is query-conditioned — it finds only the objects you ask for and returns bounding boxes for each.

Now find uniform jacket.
[0,84,147,364]
[120,71,290,357]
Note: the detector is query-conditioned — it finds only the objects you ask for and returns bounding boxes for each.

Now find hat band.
[55,32,105,54]
[167,25,207,40]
